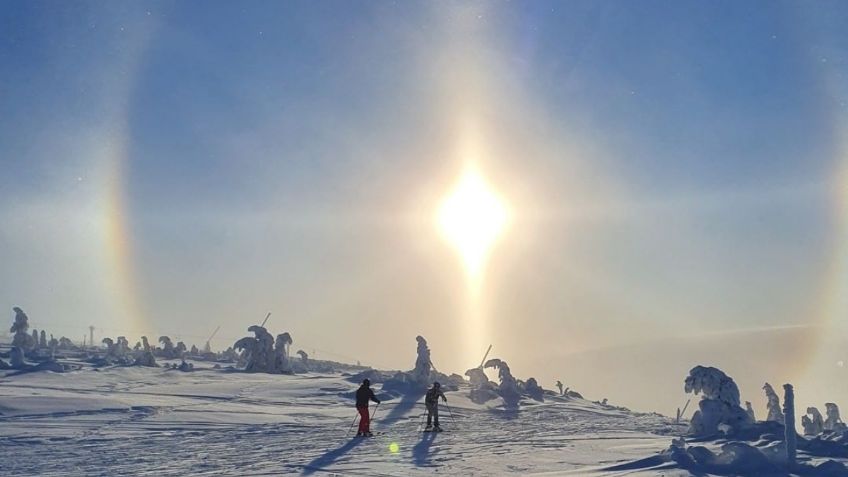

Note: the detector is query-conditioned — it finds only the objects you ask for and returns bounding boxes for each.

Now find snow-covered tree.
[412,335,432,385]
[684,365,752,436]
[802,407,824,436]
[274,332,293,373]
[763,383,784,424]
[116,336,130,356]
[234,325,278,373]
[556,380,564,396]
[296,349,308,364]
[159,336,175,358]
[133,343,158,367]
[32,329,40,349]
[484,358,521,408]
[39,330,47,349]
[525,377,544,401]
[784,384,797,465]
[825,403,846,432]
[745,401,756,421]
[10,307,35,353]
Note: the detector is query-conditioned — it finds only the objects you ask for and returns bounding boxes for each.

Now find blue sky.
[2,1,847,413]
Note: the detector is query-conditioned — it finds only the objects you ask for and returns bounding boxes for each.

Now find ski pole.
[371,402,381,422]
[444,401,457,426]
[346,411,359,437]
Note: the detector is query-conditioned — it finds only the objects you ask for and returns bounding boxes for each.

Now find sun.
[437,167,510,279]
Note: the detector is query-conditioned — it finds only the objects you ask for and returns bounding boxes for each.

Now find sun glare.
[437,168,509,279]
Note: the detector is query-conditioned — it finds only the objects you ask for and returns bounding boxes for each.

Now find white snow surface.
[0,361,682,476]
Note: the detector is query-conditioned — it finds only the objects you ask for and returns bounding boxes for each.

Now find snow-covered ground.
[0,361,683,476]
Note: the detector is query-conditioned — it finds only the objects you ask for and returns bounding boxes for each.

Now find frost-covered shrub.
[763,382,784,424]
[684,365,752,436]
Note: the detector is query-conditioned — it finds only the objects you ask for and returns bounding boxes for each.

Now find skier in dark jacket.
[355,378,380,437]
[424,381,447,431]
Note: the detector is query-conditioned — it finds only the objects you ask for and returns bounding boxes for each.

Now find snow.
[0,360,681,476]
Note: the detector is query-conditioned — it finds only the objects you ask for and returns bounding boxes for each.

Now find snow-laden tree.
[803,407,825,435]
[684,365,752,436]
[412,335,432,385]
[116,337,130,356]
[525,377,544,402]
[141,336,151,351]
[784,384,797,465]
[274,332,292,373]
[763,383,785,424]
[10,307,35,354]
[745,401,756,421]
[190,345,198,355]
[134,346,158,367]
[58,337,74,349]
[296,349,308,364]
[556,380,564,396]
[102,337,116,356]
[234,325,287,373]
[159,336,176,358]
[465,367,489,387]
[825,403,846,432]
[484,358,521,408]
[32,329,40,350]
[39,330,47,349]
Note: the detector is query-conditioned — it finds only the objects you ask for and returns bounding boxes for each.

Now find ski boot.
[434,425,443,432]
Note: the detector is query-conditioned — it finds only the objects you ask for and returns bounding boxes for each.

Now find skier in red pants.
[355,378,381,437]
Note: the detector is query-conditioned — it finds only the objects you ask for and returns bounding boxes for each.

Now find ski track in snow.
[0,366,681,476]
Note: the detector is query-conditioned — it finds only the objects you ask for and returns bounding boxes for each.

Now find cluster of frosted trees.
[1,307,77,370]
[233,325,295,374]
[669,365,848,474]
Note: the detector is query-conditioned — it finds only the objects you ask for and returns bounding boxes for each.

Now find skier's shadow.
[301,439,362,476]
[412,431,438,467]
[379,390,425,426]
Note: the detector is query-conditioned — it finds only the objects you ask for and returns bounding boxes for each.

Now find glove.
[376,399,381,404]
[442,397,447,402]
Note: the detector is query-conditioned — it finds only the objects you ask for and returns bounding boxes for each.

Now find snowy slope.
[0,362,682,476]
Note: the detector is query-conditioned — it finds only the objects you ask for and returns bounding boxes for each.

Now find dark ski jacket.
[356,385,380,408]
[425,387,446,405]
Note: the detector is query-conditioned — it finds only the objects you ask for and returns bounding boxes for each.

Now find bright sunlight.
[437,167,510,280]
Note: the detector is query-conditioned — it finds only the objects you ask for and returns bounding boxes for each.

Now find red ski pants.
[357,406,370,434]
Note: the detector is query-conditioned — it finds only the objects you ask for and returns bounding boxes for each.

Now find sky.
[1,1,848,416]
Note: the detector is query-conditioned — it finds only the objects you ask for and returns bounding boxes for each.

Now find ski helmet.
[363,378,371,386]
[433,381,441,388]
